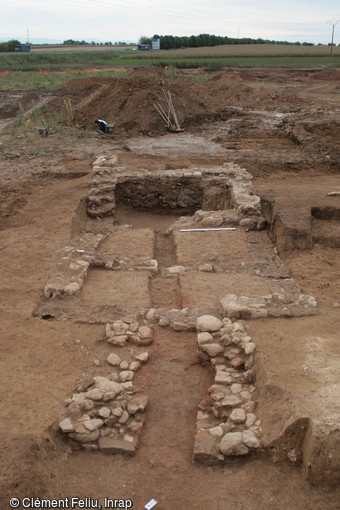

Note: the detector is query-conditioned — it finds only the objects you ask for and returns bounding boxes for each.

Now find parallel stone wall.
[59,316,153,454]
[193,315,261,463]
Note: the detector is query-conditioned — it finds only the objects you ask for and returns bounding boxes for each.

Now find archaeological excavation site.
[0,67,340,509]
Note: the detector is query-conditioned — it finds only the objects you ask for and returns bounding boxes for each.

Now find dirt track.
[0,68,340,509]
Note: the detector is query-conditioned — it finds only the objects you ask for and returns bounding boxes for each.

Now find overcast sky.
[2,0,339,44]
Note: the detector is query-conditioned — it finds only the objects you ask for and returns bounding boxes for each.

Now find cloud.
[2,0,339,43]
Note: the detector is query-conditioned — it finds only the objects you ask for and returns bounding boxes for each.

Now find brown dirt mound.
[70,70,242,135]
[48,69,296,137]
[45,68,330,137]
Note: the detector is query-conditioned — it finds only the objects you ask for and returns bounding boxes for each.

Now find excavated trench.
[31,151,339,488]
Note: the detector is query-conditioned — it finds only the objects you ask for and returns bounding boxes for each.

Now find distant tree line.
[0,39,21,52]
[63,39,115,46]
[139,34,315,49]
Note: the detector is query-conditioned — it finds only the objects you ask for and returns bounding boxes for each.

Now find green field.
[0,44,339,91]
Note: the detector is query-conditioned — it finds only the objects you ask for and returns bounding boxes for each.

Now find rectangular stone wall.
[115,176,230,212]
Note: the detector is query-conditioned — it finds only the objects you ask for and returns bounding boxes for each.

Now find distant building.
[152,38,160,50]
[137,44,150,51]
[15,44,31,52]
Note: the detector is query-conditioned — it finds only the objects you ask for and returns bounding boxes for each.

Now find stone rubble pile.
[105,316,154,347]
[44,233,105,299]
[146,307,199,331]
[94,255,159,273]
[59,350,150,454]
[166,210,240,232]
[193,314,262,463]
[221,286,317,320]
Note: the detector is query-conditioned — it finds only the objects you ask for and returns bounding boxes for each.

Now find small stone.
[167,265,186,274]
[220,432,244,455]
[240,391,251,401]
[100,427,111,437]
[208,426,224,438]
[246,413,257,428]
[172,320,190,331]
[242,430,260,449]
[83,399,95,411]
[64,282,81,295]
[230,357,245,368]
[287,449,298,463]
[127,395,148,415]
[138,326,152,339]
[159,313,170,327]
[221,395,242,408]
[234,444,249,455]
[211,390,225,401]
[231,383,242,394]
[135,352,149,363]
[123,434,135,443]
[113,321,129,334]
[93,377,123,399]
[146,309,156,320]
[130,361,141,372]
[242,401,256,413]
[120,381,133,390]
[215,371,234,385]
[244,342,256,355]
[215,365,226,372]
[69,429,99,444]
[129,322,139,332]
[85,388,104,401]
[107,353,122,366]
[197,315,223,332]
[119,371,134,382]
[112,407,124,417]
[119,411,129,424]
[59,417,74,433]
[201,343,224,357]
[83,418,104,431]
[197,332,214,345]
[199,264,213,272]
[129,421,143,433]
[98,407,111,419]
[108,335,128,346]
[232,322,246,333]
[229,408,246,424]
[119,361,129,370]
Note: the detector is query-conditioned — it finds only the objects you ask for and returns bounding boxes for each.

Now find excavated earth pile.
[48,68,335,137]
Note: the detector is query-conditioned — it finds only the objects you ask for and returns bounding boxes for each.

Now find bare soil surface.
[0,68,340,509]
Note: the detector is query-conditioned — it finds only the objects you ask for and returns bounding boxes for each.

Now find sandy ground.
[0,68,340,509]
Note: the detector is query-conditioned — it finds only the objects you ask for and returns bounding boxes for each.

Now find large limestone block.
[98,437,136,455]
[220,432,249,456]
[197,315,223,332]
